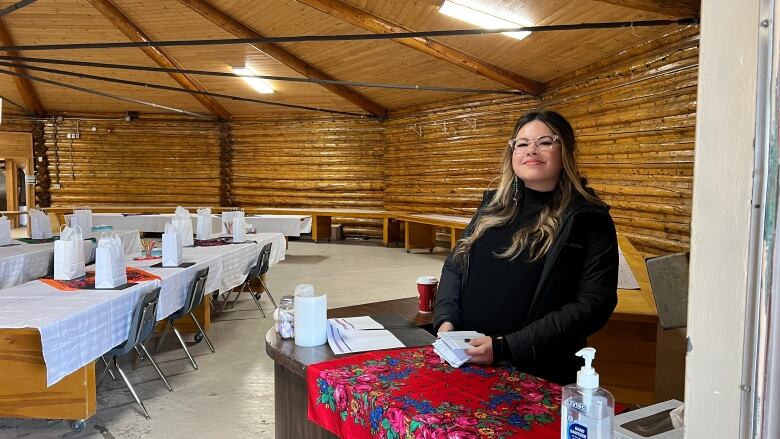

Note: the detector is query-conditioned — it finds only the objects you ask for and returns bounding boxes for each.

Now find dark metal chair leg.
[259,278,277,309]
[114,358,150,419]
[154,320,171,353]
[140,343,172,392]
[189,312,215,353]
[171,322,198,371]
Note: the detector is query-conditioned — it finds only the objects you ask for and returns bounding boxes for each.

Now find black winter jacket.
[433,189,619,384]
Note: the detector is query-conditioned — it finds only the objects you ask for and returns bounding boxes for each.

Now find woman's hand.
[465,336,494,365]
[438,321,455,333]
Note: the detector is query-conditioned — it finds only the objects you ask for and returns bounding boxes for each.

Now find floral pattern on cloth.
[307,346,561,439]
[39,267,160,291]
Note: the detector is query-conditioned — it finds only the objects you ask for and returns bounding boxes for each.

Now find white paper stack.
[326,316,404,355]
[433,331,485,368]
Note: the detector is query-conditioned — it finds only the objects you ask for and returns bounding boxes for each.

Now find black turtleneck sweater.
[461,186,553,360]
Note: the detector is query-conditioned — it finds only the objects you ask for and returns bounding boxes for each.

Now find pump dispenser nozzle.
[575,347,599,389]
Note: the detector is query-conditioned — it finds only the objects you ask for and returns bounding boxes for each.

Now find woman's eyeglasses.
[508,135,560,152]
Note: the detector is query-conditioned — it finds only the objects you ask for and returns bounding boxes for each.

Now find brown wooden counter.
[265,298,433,439]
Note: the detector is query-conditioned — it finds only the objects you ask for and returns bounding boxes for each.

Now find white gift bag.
[232,216,246,243]
[95,233,127,288]
[162,222,183,267]
[196,207,212,240]
[0,215,11,246]
[221,208,243,234]
[71,208,93,233]
[29,209,53,239]
[53,225,86,280]
[173,206,194,247]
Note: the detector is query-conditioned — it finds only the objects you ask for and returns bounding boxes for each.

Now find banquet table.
[0,232,285,423]
[67,213,312,237]
[0,229,142,289]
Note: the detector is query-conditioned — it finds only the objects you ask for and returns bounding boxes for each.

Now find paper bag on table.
[172,206,194,247]
[70,208,93,233]
[95,233,127,288]
[0,215,11,246]
[54,225,86,280]
[162,222,183,267]
[232,215,246,243]
[29,208,53,239]
[196,207,212,240]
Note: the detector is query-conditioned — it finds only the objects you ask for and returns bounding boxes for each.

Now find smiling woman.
[434,110,620,385]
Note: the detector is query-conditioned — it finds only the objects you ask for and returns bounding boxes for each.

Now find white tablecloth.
[71,213,312,237]
[0,232,285,386]
[129,233,286,319]
[244,215,312,236]
[0,281,154,387]
[0,230,141,290]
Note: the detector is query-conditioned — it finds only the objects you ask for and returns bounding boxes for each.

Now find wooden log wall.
[44,119,222,206]
[544,26,697,255]
[385,27,698,255]
[37,27,697,252]
[229,118,385,237]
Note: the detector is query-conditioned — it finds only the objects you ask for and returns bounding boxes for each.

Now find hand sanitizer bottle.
[561,347,614,439]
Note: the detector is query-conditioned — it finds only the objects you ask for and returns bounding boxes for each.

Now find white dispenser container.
[561,347,614,439]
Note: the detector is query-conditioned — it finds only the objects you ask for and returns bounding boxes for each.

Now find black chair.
[219,243,276,316]
[98,287,171,419]
[155,267,212,371]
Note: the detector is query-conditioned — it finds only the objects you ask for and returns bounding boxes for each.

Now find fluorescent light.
[439,1,531,41]
[233,66,274,94]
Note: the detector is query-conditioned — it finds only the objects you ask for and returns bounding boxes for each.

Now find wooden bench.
[390,213,470,252]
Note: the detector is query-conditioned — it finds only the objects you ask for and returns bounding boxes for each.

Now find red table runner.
[307,346,561,439]
[40,267,160,291]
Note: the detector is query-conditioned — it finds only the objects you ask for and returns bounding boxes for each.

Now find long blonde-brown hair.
[455,110,605,265]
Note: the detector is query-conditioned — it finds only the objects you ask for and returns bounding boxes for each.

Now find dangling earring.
[512,177,519,203]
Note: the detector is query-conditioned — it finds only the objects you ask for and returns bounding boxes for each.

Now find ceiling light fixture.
[438,1,531,41]
[232,66,274,94]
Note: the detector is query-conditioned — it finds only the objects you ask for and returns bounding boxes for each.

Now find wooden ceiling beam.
[294,0,543,94]
[592,0,699,17]
[0,18,44,116]
[177,0,385,117]
[87,0,231,120]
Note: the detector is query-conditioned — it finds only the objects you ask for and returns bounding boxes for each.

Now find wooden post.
[4,158,18,227]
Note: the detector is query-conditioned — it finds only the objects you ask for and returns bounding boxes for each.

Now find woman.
[433,110,618,385]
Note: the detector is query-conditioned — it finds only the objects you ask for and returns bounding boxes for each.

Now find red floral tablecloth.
[307,346,561,439]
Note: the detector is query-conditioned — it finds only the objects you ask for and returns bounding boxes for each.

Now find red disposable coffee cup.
[416,276,438,313]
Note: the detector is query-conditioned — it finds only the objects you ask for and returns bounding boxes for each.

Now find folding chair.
[155,267,212,370]
[219,243,276,316]
[98,287,171,419]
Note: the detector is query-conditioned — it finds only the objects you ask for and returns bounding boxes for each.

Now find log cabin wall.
[229,117,385,237]
[384,27,698,255]
[44,119,222,206]
[384,95,541,216]
[543,26,698,255]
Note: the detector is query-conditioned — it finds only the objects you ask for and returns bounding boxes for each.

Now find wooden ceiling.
[0,0,696,119]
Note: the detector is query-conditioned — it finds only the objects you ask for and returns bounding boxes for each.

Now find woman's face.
[511,120,564,192]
